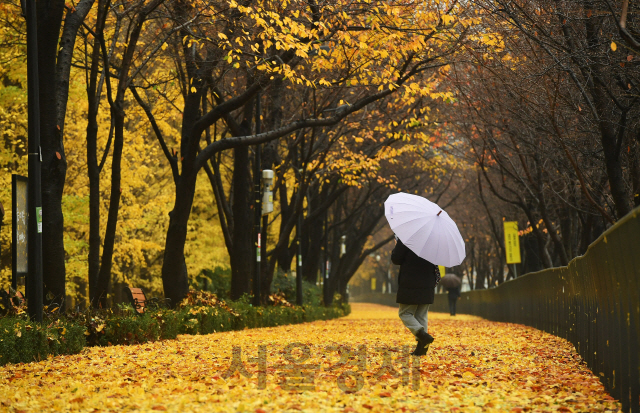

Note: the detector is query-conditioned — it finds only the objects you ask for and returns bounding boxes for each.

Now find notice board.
[12,174,28,288]
[503,221,521,264]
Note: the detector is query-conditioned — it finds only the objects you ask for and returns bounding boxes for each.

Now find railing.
[351,206,640,413]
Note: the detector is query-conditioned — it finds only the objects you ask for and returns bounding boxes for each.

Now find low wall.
[349,292,450,313]
[351,207,640,412]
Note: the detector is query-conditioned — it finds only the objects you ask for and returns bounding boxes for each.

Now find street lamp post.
[21,0,43,322]
[376,254,381,293]
[295,169,304,306]
[0,202,4,270]
[337,235,346,302]
[261,169,274,304]
[253,93,262,307]
[296,209,303,305]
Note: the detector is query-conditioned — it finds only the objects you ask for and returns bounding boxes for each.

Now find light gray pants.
[398,303,430,336]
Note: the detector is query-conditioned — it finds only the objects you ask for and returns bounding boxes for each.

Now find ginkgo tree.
[1,0,486,307]
[129,0,473,306]
[250,76,461,304]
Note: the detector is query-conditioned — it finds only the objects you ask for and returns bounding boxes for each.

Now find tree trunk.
[258,140,278,302]
[92,0,161,307]
[630,132,640,208]
[578,213,594,256]
[86,0,110,304]
[276,178,294,272]
[596,109,631,219]
[302,216,324,283]
[584,18,631,219]
[323,201,342,306]
[466,238,475,290]
[94,108,124,308]
[87,117,101,304]
[35,0,95,309]
[161,173,196,307]
[37,0,67,308]
[229,146,253,300]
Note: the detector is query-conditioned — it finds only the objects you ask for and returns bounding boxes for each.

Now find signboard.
[36,207,42,233]
[12,175,28,288]
[438,265,445,277]
[503,221,521,264]
[371,277,376,291]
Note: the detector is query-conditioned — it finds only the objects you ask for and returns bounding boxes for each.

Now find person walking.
[391,237,440,356]
[447,284,461,316]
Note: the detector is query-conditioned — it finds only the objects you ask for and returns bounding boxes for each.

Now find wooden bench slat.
[3,289,24,311]
[124,287,147,314]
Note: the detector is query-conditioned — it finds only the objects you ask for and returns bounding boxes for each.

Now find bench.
[123,287,147,314]
[1,289,24,313]
[12,290,24,303]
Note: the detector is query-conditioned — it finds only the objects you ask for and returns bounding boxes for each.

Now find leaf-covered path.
[0,303,620,412]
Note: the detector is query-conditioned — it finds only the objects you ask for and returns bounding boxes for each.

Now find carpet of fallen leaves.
[0,303,621,412]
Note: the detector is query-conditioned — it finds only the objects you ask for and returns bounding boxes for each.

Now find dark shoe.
[411,340,421,355]
[412,343,430,356]
[411,329,434,356]
[416,328,434,345]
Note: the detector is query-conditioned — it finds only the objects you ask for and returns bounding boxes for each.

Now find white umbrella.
[384,192,466,267]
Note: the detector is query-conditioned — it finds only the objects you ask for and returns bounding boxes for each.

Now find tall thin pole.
[295,141,303,305]
[296,210,303,305]
[23,0,43,322]
[253,93,261,306]
[0,202,3,284]
[322,210,329,306]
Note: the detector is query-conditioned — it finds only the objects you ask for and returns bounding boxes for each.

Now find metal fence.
[351,207,640,412]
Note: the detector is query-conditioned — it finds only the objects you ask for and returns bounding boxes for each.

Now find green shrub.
[84,306,187,345]
[271,271,323,306]
[0,292,351,366]
[0,317,86,366]
[193,267,231,299]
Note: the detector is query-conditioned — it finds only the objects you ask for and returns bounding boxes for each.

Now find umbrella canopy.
[439,273,462,289]
[385,192,466,267]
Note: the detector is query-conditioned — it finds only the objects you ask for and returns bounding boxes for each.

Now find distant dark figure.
[447,286,461,316]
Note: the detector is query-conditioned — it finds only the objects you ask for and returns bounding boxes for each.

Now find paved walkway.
[0,303,621,412]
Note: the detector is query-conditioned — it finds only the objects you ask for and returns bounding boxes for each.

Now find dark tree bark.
[584,16,632,219]
[94,0,165,307]
[85,0,111,305]
[631,133,640,208]
[229,145,253,300]
[302,188,325,284]
[37,0,95,308]
[276,170,294,272]
[476,170,508,280]
[153,27,442,305]
[533,158,569,266]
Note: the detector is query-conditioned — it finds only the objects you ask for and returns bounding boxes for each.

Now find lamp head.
[262,169,274,187]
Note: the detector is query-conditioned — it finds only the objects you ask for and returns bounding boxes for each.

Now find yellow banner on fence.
[439,265,445,277]
[503,221,521,264]
[371,277,376,291]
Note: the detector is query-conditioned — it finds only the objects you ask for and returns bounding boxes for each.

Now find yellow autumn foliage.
[0,303,620,412]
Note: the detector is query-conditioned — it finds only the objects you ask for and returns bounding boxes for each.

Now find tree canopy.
[0,0,637,306]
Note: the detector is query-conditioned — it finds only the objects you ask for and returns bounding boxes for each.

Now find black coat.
[447,287,461,299]
[391,238,437,305]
